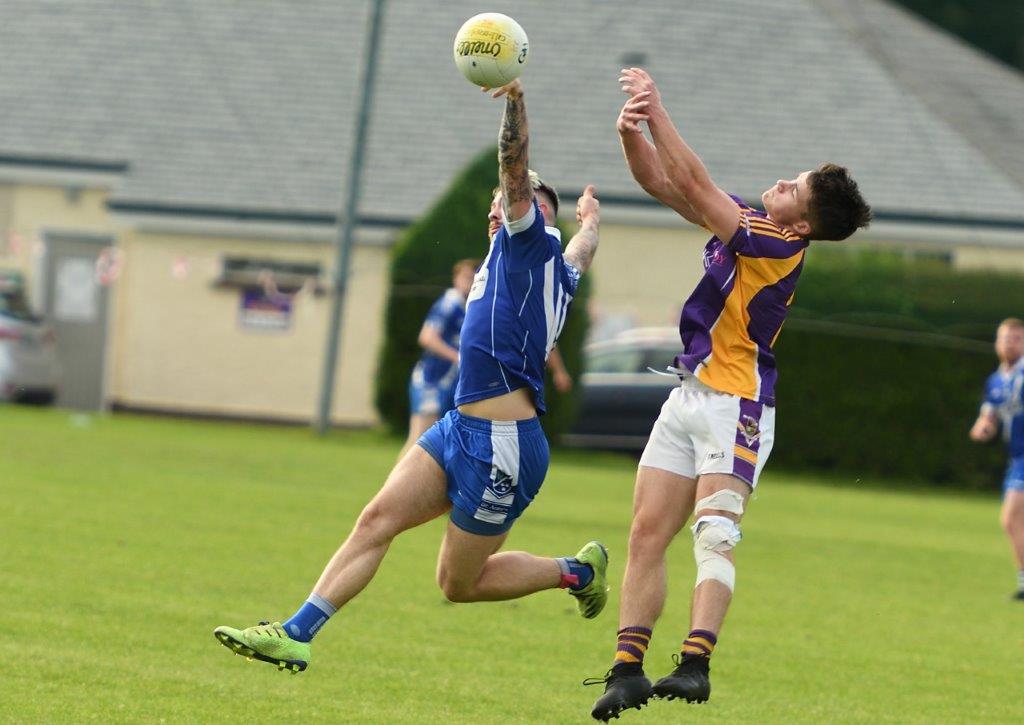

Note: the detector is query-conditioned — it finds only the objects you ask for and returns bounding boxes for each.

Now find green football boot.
[569,541,610,619]
[213,621,310,673]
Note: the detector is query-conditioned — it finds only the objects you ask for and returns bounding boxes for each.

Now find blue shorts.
[417,410,549,535]
[408,377,456,417]
[1004,456,1024,495]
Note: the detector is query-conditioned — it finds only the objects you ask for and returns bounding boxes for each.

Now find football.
[453,12,529,88]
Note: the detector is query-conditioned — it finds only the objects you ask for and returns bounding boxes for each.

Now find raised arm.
[564,185,600,274]
[619,68,740,243]
[489,79,534,223]
[617,96,703,226]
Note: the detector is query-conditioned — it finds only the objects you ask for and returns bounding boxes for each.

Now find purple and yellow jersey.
[675,195,809,405]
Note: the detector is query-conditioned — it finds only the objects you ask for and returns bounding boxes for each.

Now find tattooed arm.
[563,185,600,274]
[492,79,534,223]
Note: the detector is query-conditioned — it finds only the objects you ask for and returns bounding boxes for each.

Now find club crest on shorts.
[738,415,761,446]
[489,465,514,496]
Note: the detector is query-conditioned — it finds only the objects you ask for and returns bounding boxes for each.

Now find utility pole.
[315,0,386,434]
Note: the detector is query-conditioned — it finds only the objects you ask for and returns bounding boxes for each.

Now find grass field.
[2,406,1023,723]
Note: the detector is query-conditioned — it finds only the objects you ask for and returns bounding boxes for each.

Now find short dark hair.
[529,172,560,217]
[805,163,872,241]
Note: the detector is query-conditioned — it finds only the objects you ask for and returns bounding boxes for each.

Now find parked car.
[564,327,681,451]
[0,278,59,403]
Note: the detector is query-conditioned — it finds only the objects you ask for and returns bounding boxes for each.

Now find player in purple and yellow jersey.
[586,68,871,720]
[969,318,1024,601]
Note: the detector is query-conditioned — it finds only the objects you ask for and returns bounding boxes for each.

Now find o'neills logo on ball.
[455,39,505,57]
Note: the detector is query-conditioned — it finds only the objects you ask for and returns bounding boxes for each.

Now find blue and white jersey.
[455,199,579,415]
[413,287,466,386]
[982,359,1024,458]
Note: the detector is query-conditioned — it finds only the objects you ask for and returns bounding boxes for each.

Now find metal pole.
[315,0,387,434]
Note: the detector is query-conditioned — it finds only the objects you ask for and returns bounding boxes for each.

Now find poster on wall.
[238,288,293,332]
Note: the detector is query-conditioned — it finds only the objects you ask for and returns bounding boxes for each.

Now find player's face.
[453,266,475,297]
[488,191,504,238]
[995,324,1024,365]
[762,171,813,236]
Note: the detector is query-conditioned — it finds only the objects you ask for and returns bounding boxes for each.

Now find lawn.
[2,406,1022,723]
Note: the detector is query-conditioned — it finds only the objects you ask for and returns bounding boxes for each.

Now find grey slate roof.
[1,0,1024,227]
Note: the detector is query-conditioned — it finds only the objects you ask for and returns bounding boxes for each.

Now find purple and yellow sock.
[613,626,653,669]
[681,629,717,658]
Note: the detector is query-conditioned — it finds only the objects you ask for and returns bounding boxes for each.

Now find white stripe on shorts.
[474,421,520,526]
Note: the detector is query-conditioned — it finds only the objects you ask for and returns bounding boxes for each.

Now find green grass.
[2,406,1022,723]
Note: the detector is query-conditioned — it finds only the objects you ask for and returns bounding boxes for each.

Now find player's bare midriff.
[458,387,537,421]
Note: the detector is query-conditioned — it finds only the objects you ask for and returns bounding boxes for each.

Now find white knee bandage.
[692,515,741,591]
[695,489,745,516]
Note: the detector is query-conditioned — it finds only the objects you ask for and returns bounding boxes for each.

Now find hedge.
[769,246,1023,489]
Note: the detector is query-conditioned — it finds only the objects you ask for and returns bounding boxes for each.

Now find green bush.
[374,145,590,441]
[772,329,1005,489]
[770,246,1023,489]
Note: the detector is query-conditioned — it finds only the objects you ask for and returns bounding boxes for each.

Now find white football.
[453,13,529,88]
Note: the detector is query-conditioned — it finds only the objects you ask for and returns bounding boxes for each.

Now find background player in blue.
[969,317,1024,600]
[398,258,477,459]
[213,76,608,673]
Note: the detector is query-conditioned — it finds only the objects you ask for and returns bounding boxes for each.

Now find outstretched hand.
[619,67,662,108]
[617,93,652,134]
[482,78,523,99]
[576,184,600,226]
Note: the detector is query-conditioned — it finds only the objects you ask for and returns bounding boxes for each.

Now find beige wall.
[0,184,113,288]
[1,181,388,425]
[109,231,388,425]
[587,223,709,333]
[954,246,1024,273]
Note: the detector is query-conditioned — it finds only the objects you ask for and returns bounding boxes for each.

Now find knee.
[692,515,742,591]
[628,517,673,562]
[436,569,476,603]
[353,501,398,544]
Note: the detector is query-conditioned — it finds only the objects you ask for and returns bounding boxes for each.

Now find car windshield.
[0,290,38,321]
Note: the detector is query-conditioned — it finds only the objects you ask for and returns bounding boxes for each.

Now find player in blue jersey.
[397,258,477,459]
[399,257,574,460]
[969,318,1024,600]
[213,77,608,674]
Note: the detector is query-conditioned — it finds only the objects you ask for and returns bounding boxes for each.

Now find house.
[1,0,1021,420]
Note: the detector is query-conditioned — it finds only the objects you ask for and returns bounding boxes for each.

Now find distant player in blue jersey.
[969,317,1024,600]
[397,258,477,459]
[214,77,608,673]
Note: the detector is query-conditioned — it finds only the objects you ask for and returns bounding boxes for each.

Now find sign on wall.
[54,256,98,323]
[238,288,293,332]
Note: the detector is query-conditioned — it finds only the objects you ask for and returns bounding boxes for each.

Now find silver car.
[565,327,681,451]
[0,280,59,403]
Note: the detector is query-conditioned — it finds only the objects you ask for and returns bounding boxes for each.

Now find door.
[42,232,112,410]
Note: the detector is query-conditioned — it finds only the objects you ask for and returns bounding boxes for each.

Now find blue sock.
[556,557,594,591]
[282,594,336,642]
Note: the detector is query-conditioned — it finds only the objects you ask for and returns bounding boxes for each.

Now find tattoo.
[499,94,531,207]
[564,226,599,274]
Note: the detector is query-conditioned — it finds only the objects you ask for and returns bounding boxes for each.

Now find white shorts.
[639,376,776,488]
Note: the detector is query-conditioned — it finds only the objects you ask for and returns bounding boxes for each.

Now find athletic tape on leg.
[694,489,745,516]
[692,515,741,591]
